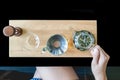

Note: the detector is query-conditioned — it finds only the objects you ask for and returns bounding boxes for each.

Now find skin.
[90,45,110,80]
[33,45,110,80]
[33,67,79,80]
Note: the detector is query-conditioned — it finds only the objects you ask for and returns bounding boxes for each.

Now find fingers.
[90,46,100,65]
[90,45,110,65]
[95,45,110,65]
[89,44,96,52]
[98,46,110,61]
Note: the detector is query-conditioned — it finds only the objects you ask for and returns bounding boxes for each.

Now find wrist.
[95,74,107,80]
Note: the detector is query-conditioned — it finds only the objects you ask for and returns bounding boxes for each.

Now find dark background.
[0,1,119,66]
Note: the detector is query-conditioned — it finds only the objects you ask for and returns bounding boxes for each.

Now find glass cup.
[24,32,40,50]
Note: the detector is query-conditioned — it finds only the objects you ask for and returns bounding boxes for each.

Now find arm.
[33,67,79,80]
[90,45,110,80]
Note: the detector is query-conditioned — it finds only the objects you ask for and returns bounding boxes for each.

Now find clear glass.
[24,32,40,50]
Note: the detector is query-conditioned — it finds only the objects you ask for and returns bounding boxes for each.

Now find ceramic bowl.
[46,34,68,55]
[73,30,95,51]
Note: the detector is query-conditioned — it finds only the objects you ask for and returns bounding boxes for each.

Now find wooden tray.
[9,20,97,57]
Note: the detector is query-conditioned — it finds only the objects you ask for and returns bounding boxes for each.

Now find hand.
[90,45,110,80]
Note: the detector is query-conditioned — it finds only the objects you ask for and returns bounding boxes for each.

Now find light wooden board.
[9,20,97,57]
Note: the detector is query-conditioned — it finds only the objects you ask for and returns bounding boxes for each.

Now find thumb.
[90,47,100,65]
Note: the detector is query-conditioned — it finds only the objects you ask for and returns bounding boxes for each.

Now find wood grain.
[9,20,97,57]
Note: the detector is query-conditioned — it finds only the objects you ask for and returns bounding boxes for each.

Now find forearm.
[34,67,79,80]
